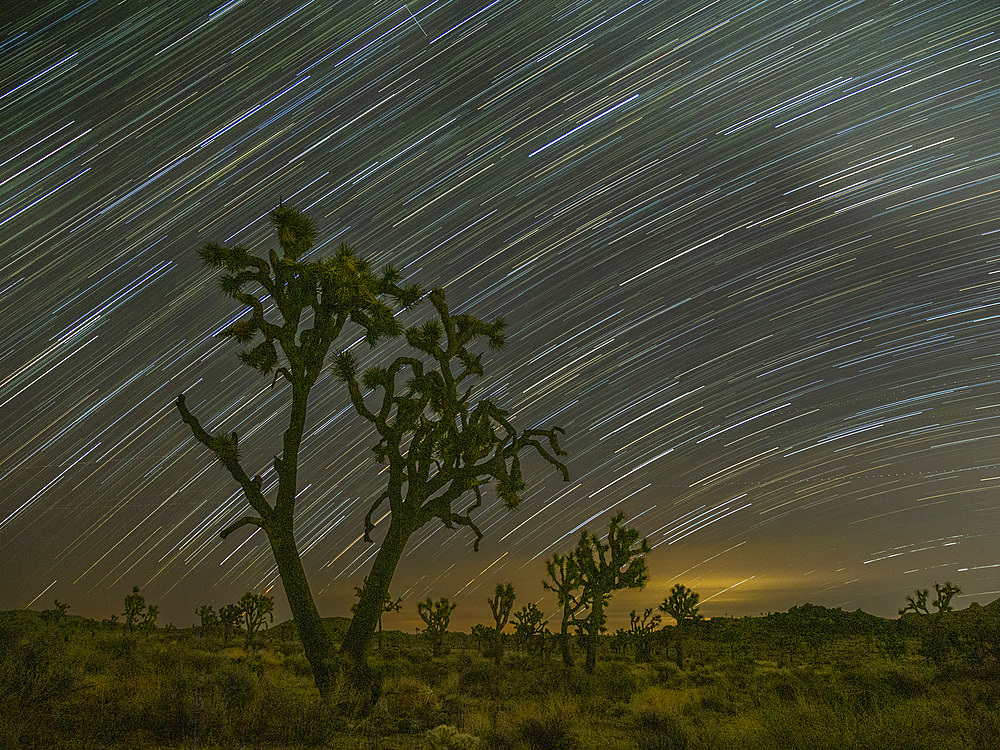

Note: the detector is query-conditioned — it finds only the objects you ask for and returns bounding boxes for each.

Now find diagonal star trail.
[0,0,997,628]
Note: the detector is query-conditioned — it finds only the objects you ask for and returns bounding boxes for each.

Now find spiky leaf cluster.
[488,583,516,629]
[512,602,548,639]
[932,581,960,614]
[543,551,591,630]
[417,596,456,635]
[238,591,274,649]
[629,607,662,636]
[660,584,702,627]
[900,588,930,616]
[335,286,568,551]
[351,576,403,616]
[201,204,420,383]
[574,512,650,597]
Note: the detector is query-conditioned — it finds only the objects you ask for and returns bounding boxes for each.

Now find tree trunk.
[494,624,503,670]
[675,627,684,670]
[340,515,411,701]
[559,606,574,666]
[585,597,604,674]
[269,528,337,697]
[378,614,384,653]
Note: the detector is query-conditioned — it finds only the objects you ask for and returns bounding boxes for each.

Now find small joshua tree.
[141,605,159,630]
[122,586,146,633]
[40,599,70,626]
[543,551,589,666]
[512,602,548,657]
[629,607,661,662]
[488,583,516,668]
[574,513,650,673]
[470,623,494,656]
[900,588,930,616]
[901,582,961,616]
[611,628,630,658]
[417,597,456,658]
[932,582,961,614]
[352,577,403,652]
[220,603,243,644]
[660,584,702,669]
[239,592,274,650]
[903,581,962,666]
[196,605,219,638]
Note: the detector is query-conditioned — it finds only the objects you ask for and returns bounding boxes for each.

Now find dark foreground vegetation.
[4,597,1000,749]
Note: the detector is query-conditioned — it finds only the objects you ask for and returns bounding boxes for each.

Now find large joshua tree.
[660,583,702,669]
[543,551,590,666]
[573,512,649,673]
[335,287,569,697]
[488,583,516,669]
[175,204,420,699]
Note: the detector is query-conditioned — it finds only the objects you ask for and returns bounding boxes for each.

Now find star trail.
[1,0,998,629]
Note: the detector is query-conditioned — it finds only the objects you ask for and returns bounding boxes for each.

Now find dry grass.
[2,609,998,749]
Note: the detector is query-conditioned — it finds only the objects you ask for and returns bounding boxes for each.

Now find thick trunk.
[494,624,503,669]
[341,515,411,699]
[584,597,604,674]
[269,528,337,697]
[675,627,685,670]
[560,609,574,666]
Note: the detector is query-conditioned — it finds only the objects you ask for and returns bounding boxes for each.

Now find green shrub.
[593,661,639,702]
[0,619,82,712]
[214,660,257,709]
[426,723,483,749]
[518,701,581,750]
[653,661,682,686]
[381,675,441,733]
[882,665,926,698]
[520,714,579,750]
[457,657,495,695]
[636,711,688,750]
[285,652,314,676]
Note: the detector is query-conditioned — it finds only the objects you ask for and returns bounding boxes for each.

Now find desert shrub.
[697,684,738,715]
[248,675,310,744]
[594,661,639,702]
[426,723,482,749]
[882,664,926,698]
[457,657,495,695]
[214,660,257,709]
[381,675,441,733]
[636,711,688,750]
[143,665,199,742]
[653,661,682,687]
[410,655,451,686]
[104,631,139,665]
[285,651,314,676]
[519,712,580,750]
[769,672,800,702]
[510,697,584,750]
[0,619,82,711]
[439,692,468,728]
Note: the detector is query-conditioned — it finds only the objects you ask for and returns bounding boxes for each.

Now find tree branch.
[220,515,266,539]
[175,394,272,520]
[364,490,390,543]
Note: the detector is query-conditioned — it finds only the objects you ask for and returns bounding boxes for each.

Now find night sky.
[2,0,998,632]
